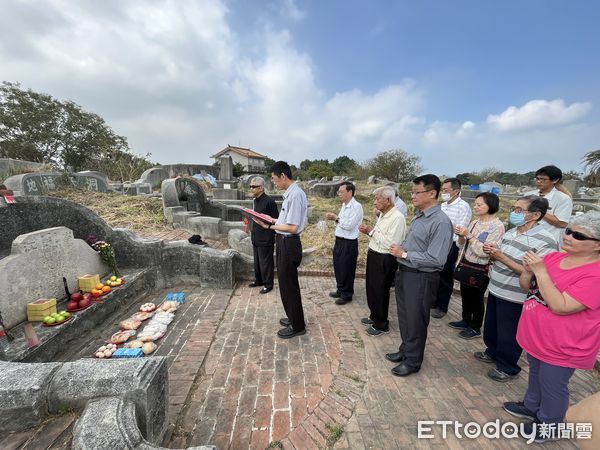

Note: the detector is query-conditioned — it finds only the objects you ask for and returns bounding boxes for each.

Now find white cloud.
[487,99,592,131]
[280,0,306,21]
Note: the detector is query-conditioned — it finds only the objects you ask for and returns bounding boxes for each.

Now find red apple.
[67,300,79,310]
[78,298,91,309]
[82,293,93,302]
[70,292,83,302]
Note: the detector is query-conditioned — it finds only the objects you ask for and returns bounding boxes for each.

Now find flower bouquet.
[87,235,122,277]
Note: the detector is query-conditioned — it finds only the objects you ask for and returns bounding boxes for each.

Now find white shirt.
[335,197,364,239]
[368,207,406,254]
[394,197,408,218]
[441,196,472,242]
[524,187,573,242]
[275,182,307,235]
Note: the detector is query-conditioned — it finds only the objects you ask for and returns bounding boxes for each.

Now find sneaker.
[329,290,341,298]
[366,326,389,337]
[503,401,536,421]
[430,308,446,319]
[473,351,495,363]
[360,317,374,326]
[448,320,469,329]
[487,367,517,382]
[521,421,561,443]
[458,328,481,340]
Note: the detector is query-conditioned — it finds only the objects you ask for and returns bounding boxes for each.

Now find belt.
[276,234,300,239]
[335,236,358,241]
[398,264,420,273]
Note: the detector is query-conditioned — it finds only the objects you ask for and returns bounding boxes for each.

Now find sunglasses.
[565,228,600,242]
[249,185,261,189]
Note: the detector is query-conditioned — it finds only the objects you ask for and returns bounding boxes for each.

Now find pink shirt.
[517,252,600,369]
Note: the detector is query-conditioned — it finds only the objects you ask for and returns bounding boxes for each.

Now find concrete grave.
[3,172,109,195]
[0,158,46,178]
[0,227,108,328]
[138,167,169,188]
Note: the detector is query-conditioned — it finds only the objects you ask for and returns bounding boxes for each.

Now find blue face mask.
[509,211,527,226]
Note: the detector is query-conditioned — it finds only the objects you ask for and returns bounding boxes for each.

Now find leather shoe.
[385,351,406,363]
[260,287,273,294]
[248,282,263,288]
[279,317,290,327]
[391,362,420,377]
[277,326,306,339]
[335,297,352,305]
[329,290,341,298]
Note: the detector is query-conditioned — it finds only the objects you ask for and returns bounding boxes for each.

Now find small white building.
[210,145,267,173]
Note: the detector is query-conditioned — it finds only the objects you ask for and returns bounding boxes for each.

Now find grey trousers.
[395,267,440,369]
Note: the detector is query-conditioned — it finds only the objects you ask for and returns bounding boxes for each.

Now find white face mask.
[441,193,452,202]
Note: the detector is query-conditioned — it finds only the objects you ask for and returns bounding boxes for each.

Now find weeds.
[325,423,344,448]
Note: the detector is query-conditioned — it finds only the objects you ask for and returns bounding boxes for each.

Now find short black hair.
[521,195,550,220]
[270,161,293,179]
[443,177,462,191]
[339,181,355,196]
[536,165,563,182]
[475,192,500,215]
[413,174,442,197]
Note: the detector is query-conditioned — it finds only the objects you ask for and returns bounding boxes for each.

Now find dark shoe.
[458,328,481,340]
[391,362,420,377]
[521,421,560,443]
[360,317,374,326]
[335,298,352,305]
[329,290,341,298]
[473,351,495,363]
[448,320,469,329]
[259,287,273,294]
[248,282,263,288]
[277,326,306,339]
[487,368,517,382]
[279,317,290,327]
[385,351,406,363]
[366,326,389,337]
[503,401,536,421]
[431,308,446,319]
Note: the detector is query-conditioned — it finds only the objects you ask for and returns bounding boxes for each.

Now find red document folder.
[242,208,276,224]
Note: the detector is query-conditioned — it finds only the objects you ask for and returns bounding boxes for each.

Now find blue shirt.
[275,182,308,235]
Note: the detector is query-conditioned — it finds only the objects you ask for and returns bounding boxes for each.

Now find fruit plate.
[42,316,73,327]
[67,302,94,312]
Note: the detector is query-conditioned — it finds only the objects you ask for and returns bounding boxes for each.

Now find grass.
[325,423,344,448]
[266,441,283,449]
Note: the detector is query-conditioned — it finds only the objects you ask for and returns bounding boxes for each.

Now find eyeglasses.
[511,207,530,213]
[535,176,551,182]
[565,228,600,242]
[410,189,433,196]
[249,185,261,189]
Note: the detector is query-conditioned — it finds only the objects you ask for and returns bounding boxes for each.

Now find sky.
[1,0,599,176]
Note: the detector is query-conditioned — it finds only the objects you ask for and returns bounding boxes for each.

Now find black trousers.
[253,244,275,289]
[434,242,459,312]
[276,234,305,331]
[333,237,359,301]
[366,249,398,331]
[395,267,440,369]
[459,280,488,331]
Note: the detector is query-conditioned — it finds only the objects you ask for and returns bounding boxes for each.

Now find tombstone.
[122,182,152,196]
[367,175,377,184]
[563,179,581,196]
[3,172,109,196]
[309,181,345,198]
[0,227,108,329]
[218,156,233,181]
[138,167,169,189]
[162,177,208,213]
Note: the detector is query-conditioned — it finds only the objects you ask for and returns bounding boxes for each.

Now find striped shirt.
[488,225,558,303]
[441,197,472,242]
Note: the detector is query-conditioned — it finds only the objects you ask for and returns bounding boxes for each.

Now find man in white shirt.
[431,178,472,319]
[524,165,573,243]
[326,182,364,305]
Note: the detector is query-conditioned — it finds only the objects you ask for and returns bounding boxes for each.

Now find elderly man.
[326,182,364,305]
[525,165,573,243]
[359,186,406,336]
[388,174,453,376]
[253,161,308,339]
[431,177,472,319]
[248,176,279,294]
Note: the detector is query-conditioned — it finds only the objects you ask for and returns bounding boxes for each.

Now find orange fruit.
[95,283,104,290]
[101,286,111,293]
[92,290,102,297]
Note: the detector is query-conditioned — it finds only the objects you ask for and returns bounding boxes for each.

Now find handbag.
[453,222,490,288]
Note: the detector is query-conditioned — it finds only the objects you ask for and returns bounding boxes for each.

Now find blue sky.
[1,0,599,176]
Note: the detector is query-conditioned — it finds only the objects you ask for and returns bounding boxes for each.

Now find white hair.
[251,176,265,186]
[373,186,395,202]
[569,211,600,240]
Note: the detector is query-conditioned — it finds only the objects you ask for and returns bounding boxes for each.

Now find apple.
[78,298,91,308]
[70,292,83,302]
[62,311,71,319]
[43,316,53,324]
[46,317,56,325]
[82,293,93,302]
[67,300,79,310]
[110,276,117,281]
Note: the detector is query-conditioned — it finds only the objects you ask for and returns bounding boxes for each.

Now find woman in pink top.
[503,211,600,443]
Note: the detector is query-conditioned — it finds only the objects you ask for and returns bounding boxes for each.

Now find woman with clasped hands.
[451,192,505,339]
[501,211,600,442]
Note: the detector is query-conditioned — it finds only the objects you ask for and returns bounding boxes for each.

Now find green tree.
[306,162,334,179]
[365,149,423,182]
[331,156,358,174]
[0,82,151,179]
[233,162,245,177]
[456,172,483,185]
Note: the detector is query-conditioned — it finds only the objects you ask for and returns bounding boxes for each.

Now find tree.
[476,167,500,182]
[0,82,152,179]
[306,162,334,179]
[263,156,276,173]
[233,162,245,177]
[365,149,423,182]
[583,149,600,175]
[331,156,358,174]
[456,172,483,185]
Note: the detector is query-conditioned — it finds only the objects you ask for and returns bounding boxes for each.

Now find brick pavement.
[166,277,599,449]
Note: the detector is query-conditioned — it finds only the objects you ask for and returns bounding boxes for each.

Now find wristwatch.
[401,251,408,259]
[335,218,339,224]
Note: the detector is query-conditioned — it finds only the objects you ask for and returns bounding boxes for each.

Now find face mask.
[441,193,452,202]
[509,211,527,226]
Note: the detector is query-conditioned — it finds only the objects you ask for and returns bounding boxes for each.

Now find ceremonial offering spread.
[94,343,118,359]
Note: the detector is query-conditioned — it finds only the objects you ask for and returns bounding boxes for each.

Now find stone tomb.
[3,172,109,195]
[0,227,107,328]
